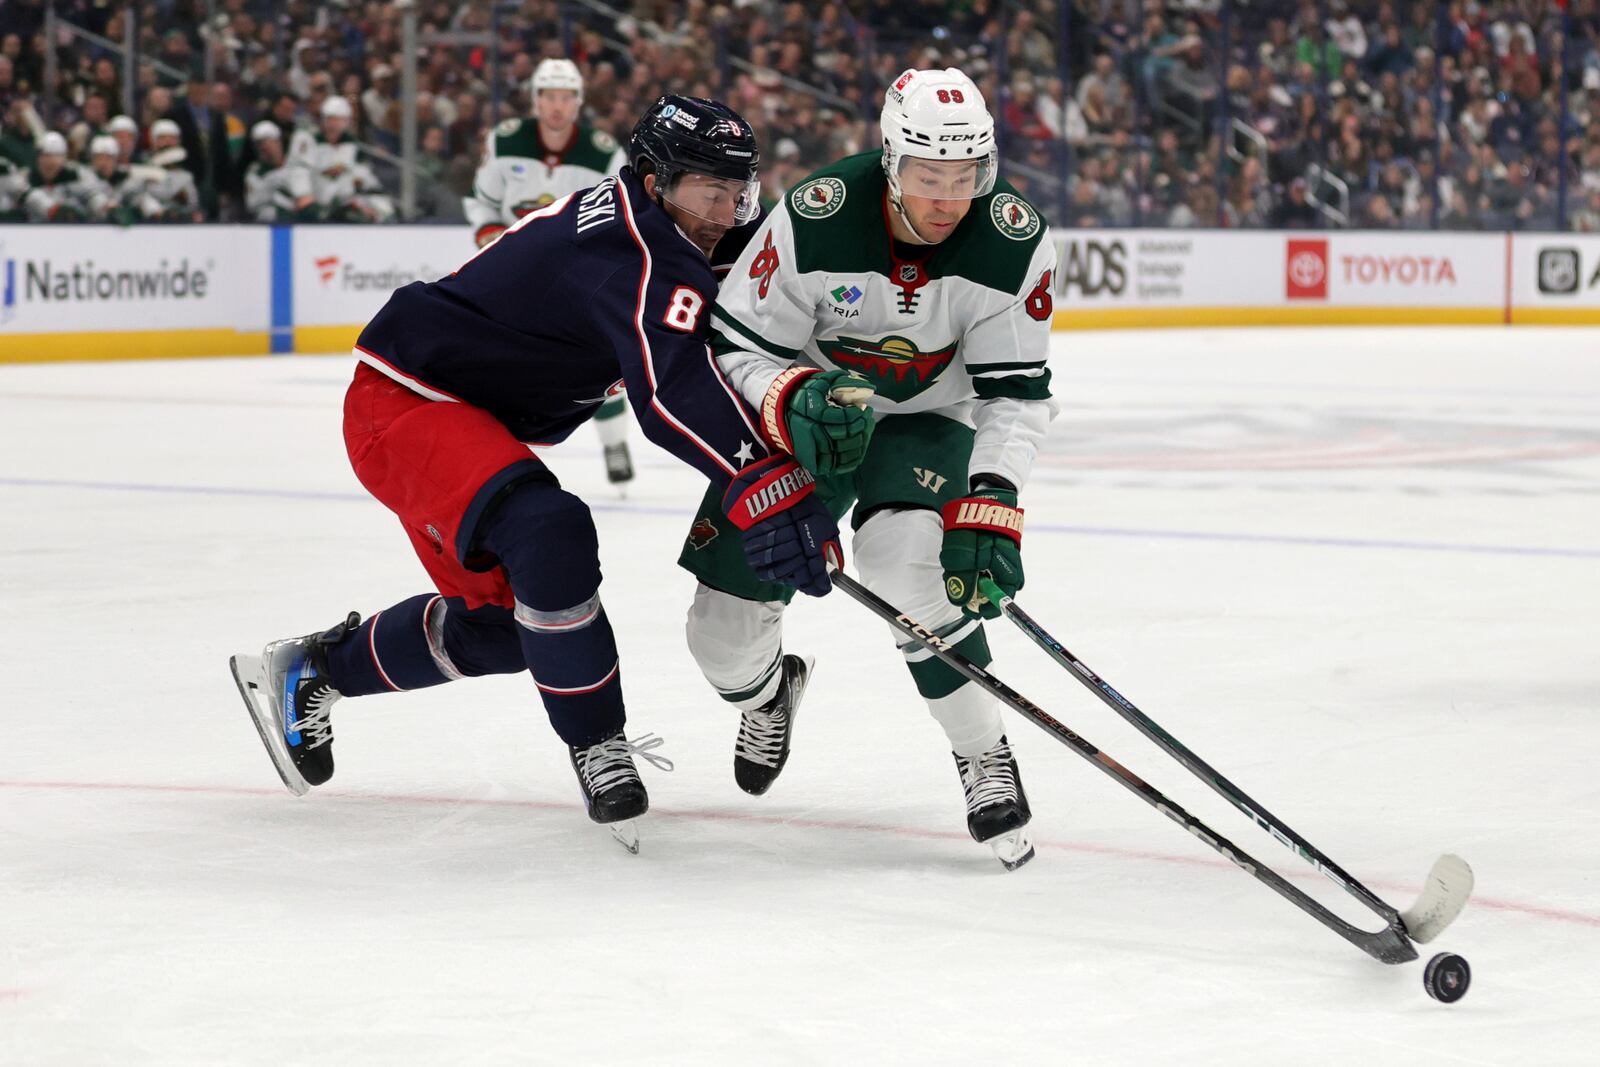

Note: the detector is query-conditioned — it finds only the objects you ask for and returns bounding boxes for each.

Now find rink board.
[4,224,1600,363]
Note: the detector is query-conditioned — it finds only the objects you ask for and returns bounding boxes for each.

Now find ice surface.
[2,327,1597,1064]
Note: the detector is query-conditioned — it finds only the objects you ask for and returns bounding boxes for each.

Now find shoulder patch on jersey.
[496,118,522,137]
[790,176,846,219]
[591,129,617,152]
[990,193,1041,241]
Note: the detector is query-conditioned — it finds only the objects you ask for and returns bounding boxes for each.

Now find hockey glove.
[760,368,875,476]
[724,456,840,598]
[940,483,1024,619]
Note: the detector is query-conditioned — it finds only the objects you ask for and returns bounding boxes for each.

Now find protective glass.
[661,169,763,225]
[892,152,998,201]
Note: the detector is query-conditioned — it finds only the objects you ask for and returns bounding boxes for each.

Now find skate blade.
[229,654,310,798]
[607,819,641,855]
[987,828,1035,872]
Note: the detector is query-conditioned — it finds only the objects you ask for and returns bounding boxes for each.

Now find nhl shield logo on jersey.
[791,177,846,219]
[686,517,720,551]
[990,193,1041,241]
[818,335,957,403]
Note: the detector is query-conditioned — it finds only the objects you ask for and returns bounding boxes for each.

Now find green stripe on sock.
[905,624,991,700]
[716,653,782,705]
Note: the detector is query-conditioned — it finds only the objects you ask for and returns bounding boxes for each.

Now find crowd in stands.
[2,0,1600,230]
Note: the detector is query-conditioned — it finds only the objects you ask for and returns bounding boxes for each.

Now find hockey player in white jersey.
[678,68,1057,870]
[287,97,395,223]
[7,131,102,222]
[464,57,636,487]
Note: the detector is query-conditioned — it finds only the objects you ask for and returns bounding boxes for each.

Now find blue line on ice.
[5,475,1595,560]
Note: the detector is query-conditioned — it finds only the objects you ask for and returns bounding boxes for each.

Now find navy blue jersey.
[355,167,766,487]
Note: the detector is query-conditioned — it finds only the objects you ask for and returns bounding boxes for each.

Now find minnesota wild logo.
[990,193,1040,240]
[790,176,846,219]
[818,334,958,402]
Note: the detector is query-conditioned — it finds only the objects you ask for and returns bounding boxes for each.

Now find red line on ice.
[5,779,1596,931]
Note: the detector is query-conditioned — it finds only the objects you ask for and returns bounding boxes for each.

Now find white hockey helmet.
[89,135,119,158]
[39,130,68,156]
[150,118,181,143]
[321,95,353,120]
[250,120,282,143]
[108,114,139,136]
[531,57,584,104]
[880,68,998,203]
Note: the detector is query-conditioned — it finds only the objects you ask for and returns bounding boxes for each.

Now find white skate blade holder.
[1400,854,1474,943]
[988,828,1035,872]
[229,653,311,798]
[608,819,641,855]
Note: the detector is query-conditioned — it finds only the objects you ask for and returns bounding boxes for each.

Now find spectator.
[1270,176,1322,228]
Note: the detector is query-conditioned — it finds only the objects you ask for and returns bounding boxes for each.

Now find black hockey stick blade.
[979,578,1474,947]
[826,560,1418,964]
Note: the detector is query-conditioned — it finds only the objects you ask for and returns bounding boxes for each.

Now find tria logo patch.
[818,335,957,403]
[830,284,862,304]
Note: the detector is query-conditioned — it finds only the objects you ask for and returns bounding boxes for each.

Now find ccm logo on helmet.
[938,133,978,142]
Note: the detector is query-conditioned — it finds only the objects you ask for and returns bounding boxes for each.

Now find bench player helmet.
[629,95,762,224]
[531,58,584,105]
[880,68,998,207]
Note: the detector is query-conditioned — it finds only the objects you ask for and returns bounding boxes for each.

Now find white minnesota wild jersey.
[711,151,1058,489]
[464,118,625,230]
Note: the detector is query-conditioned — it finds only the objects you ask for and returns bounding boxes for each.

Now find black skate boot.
[603,442,635,484]
[734,654,813,796]
[954,736,1035,871]
[569,731,671,854]
[229,612,360,796]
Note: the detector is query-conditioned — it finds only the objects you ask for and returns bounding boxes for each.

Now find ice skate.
[570,731,673,853]
[733,654,813,796]
[603,441,635,486]
[229,612,360,797]
[954,736,1035,871]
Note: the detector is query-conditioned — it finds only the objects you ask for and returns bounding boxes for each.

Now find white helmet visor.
[891,152,997,201]
[661,170,762,226]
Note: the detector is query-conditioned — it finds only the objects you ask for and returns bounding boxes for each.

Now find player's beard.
[683,219,728,256]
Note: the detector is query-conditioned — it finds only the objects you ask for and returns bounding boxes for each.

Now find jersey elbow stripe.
[616,184,738,477]
[711,307,803,363]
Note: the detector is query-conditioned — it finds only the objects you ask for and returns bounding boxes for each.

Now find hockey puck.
[1422,952,1471,1003]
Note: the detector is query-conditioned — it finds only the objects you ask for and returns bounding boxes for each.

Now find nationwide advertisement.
[0,225,270,359]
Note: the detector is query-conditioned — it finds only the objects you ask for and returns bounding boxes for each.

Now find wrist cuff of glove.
[759,366,821,454]
[723,456,818,532]
[942,496,1024,543]
[475,223,508,247]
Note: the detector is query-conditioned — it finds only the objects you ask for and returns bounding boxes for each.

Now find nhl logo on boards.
[1286,238,1329,300]
[989,193,1040,240]
[1537,248,1581,294]
[791,177,846,219]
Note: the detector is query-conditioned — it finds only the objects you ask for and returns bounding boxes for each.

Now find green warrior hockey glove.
[760,367,875,476]
[940,481,1024,619]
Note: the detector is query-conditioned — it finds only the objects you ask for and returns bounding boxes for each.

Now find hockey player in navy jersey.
[229,96,843,851]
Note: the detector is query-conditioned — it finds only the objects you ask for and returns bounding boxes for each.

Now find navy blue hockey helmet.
[629,95,761,223]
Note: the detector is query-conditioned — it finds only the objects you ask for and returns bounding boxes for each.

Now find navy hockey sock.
[324,593,524,696]
[476,479,627,747]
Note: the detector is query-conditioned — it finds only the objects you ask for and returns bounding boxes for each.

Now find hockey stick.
[824,559,1421,964]
[977,577,1473,948]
